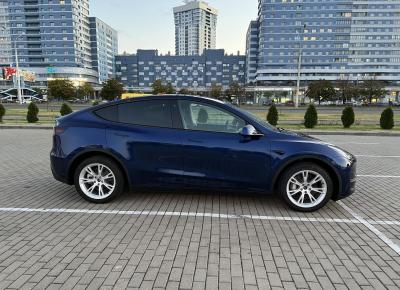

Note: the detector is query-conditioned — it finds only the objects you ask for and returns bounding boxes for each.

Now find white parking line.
[356,155,400,158]
[338,201,400,256]
[357,174,400,179]
[0,207,398,227]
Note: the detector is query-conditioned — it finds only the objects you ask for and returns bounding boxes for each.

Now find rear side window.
[95,105,118,122]
[118,100,173,128]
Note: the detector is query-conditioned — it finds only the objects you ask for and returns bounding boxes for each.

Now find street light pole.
[14,41,22,105]
[295,24,306,108]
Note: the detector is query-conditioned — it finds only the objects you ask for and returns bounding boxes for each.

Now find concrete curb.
[296,130,400,137]
[1,125,399,136]
[0,125,53,130]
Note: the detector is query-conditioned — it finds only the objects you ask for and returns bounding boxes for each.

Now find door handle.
[114,133,129,138]
[187,138,203,144]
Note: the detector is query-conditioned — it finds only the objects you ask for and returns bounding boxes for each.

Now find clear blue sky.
[91,0,258,55]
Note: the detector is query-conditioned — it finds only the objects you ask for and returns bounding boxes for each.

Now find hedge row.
[267,104,395,130]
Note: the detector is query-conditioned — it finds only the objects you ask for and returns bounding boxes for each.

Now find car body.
[51,95,357,211]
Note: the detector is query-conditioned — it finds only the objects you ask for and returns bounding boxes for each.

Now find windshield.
[226,103,279,132]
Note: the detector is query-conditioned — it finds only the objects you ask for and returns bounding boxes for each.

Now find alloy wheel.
[78,163,116,200]
[286,170,327,209]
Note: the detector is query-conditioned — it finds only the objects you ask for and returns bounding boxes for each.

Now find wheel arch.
[272,156,342,200]
[67,149,131,188]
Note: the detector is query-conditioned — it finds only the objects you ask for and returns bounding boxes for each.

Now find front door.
[175,100,271,191]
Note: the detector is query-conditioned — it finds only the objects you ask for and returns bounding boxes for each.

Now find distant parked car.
[68,98,87,104]
[285,101,295,107]
[51,95,357,212]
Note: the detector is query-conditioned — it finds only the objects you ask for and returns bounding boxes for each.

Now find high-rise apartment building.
[0,1,12,67]
[245,21,259,85]
[89,17,118,84]
[248,0,400,89]
[174,0,218,56]
[0,0,108,87]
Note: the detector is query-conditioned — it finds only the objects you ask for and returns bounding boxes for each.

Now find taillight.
[54,126,65,135]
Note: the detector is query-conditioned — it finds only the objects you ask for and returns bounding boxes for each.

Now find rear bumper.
[50,152,72,185]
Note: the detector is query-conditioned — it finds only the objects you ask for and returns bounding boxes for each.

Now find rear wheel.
[74,156,125,203]
[279,163,333,212]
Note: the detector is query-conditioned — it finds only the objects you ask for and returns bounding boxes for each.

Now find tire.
[74,156,125,203]
[279,162,333,212]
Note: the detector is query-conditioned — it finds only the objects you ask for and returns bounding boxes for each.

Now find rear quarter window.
[94,105,119,122]
[118,101,173,128]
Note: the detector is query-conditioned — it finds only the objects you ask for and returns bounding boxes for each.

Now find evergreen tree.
[304,104,318,128]
[27,102,39,123]
[341,106,355,128]
[267,104,279,126]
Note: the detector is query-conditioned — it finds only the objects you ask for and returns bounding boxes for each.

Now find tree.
[336,78,358,104]
[227,82,246,105]
[210,84,223,100]
[77,82,94,99]
[47,79,76,101]
[341,106,355,128]
[165,83,176,94]
[60,103,73,116]
[100,79,124,101]
[152,79,165,94]
[305,80,336,105]
[380,107,394,130]
[26,102,39,123]
[32,87,44,96]
[267,104,279,126]
[359,78,386,104]
[179,88,191,95]
[0,104,5,122]
[304,104,318,128]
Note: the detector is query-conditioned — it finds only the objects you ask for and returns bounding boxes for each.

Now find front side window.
[178,100,246,134]
[119,100,172,128]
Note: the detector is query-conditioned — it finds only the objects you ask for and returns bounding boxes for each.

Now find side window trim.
[177,100,247,134]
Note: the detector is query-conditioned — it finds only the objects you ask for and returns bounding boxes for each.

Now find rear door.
[102,100,184,187]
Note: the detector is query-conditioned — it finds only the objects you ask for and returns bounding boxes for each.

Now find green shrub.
[380,107,394,130]
[60,103,73,116]
[26,102,39,123]
[341,106,355,128]
[267,104,279,126]
[92,101,99,106]
[0,104,5,122]
[304,104,318,128]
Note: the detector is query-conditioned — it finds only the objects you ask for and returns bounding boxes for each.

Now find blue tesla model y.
[51,95,357,212]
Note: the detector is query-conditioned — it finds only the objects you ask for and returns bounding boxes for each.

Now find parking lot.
[0,129,399,289]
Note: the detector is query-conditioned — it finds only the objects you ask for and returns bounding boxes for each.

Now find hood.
[273,129,329,144]
[272,129,354,161]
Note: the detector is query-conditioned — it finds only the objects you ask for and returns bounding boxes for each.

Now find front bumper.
[334,158,357,200]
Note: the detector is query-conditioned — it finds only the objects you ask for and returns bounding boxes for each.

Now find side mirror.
[240,125,264,139]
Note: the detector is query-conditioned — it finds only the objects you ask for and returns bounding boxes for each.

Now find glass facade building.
[89,17,118,84]
[115,49,246,92]
[248,0,400,89]
[0,0,117,88]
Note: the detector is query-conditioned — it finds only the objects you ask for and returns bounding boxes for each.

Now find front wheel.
[74,156,125,203]
[279,163,333,212]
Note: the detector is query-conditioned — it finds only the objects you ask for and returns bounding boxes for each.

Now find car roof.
[104,94,225,106]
